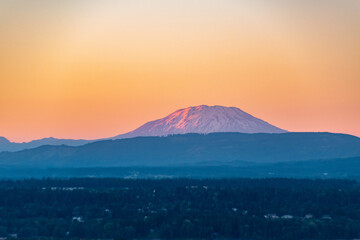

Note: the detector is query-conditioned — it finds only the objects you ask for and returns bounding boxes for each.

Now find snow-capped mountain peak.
[114,105,286,139]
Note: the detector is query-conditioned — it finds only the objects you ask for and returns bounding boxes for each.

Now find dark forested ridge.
[0,132,360,168]
[0,178,359,240]
[1,156,360,179]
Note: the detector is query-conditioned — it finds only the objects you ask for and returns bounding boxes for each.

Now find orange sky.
[0,0,359,142]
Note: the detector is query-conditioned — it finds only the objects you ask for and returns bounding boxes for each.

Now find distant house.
[321,215,332,220]
[281,215,294,219]
[264,214,279,219]
[72,216,84,223]
[8,234,17,239]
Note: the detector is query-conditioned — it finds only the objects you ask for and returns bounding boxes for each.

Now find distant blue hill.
[0,137,94,152]
[0,132,359,168]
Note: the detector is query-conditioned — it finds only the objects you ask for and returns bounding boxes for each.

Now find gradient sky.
[0,0,359,142]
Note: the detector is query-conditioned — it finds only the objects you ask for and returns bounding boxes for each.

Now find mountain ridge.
[0,137,93,153]
[1,132,359,168]
[0,137,10,144]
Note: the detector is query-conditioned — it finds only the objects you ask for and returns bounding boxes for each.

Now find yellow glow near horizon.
[0,0,359,142]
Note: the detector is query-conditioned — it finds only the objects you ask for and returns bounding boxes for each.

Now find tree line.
[0,178,359,239]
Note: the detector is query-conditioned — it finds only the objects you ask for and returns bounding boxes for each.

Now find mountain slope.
[0,137,11,145]
[114,105,286,139]
[0,137,93,152]
[1,132,359,168]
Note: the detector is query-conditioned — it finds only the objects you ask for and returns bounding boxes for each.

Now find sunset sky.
[0,0,359,142]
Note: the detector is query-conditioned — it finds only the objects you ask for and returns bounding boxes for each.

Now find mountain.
[0,105,286,152]
[0,137,93,152]
[114,105,286,139]
[1,132,359,168]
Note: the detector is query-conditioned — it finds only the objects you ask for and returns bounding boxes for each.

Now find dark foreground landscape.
[0,178,359,240]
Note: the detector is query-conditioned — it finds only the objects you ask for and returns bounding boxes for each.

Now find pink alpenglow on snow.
[113,105,286,139]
